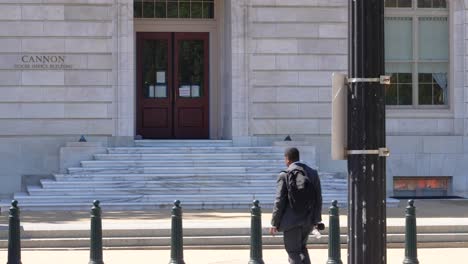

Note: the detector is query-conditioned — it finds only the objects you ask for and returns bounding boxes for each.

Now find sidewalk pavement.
[1,248,467,264]
[0,200,467,262]
[1,200,467,230]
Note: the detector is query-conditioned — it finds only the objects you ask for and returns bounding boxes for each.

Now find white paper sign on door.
[179,85,191,97]
[148,85,155,98]
[156,85,167,98]
[156,71,165,83]
[191,85,200,97]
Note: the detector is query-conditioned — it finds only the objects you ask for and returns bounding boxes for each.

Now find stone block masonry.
[0,0,114,195]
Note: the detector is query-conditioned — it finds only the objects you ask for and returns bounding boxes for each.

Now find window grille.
[134,0,215,19]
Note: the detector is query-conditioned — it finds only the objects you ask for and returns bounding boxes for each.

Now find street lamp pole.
[347,1,387,264]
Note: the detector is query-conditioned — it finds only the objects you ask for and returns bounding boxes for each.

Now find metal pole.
[403,200,419,264]
[169,200,185,264]
[7,200,22,264]
[348,1,387,264]
[89,200,104,264]
[248,200,264,264]
[327,200,342,264]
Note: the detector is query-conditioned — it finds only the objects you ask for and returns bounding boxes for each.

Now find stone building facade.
[0,0,467,198]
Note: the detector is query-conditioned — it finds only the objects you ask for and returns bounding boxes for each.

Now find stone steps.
[0,222,466,248]
[39,177,347,186]
[135,140,234,147]
[38,178,347,188]
[107,147,282,154]
[55,171,343,177]
[42,179,346,185]
[2,234,468,249]
[3,199,401,212]
[80,160,285,168]
[94,153,282,160]
[4,224,468,239]
[39,182,346,191]
[51,173,346,181]
[13,193,343,203]
[1,201,267,211]
[67,166,285,174]
[26,187,348,196]
[7,193,348,211]
[7,140,349,211]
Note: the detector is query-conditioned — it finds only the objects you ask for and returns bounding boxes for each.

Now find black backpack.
[284,166,314,213]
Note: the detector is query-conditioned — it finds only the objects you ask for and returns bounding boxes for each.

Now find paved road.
[1,248,467,264]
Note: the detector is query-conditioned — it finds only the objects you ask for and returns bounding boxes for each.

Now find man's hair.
[284,147,300,162]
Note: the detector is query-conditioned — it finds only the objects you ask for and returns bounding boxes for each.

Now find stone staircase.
[2,221,468,249]
[4,140,348,211]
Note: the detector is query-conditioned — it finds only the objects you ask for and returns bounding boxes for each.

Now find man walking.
[270,147,322,264]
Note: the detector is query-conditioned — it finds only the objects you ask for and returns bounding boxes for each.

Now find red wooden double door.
[137,32,209,139]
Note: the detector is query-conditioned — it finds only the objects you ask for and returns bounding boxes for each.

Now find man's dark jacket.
[271,162,322,232]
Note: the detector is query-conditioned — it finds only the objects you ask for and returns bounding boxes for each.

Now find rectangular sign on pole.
[331,73,347,160]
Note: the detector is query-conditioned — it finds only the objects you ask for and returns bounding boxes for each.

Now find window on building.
[385,0,413,8]
[134,0,214,19]
[384,0,449,107]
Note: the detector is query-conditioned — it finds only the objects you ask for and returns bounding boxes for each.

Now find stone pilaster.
[113,0,136,138]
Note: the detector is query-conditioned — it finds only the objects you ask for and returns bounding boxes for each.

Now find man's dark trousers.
[283,225,312,264]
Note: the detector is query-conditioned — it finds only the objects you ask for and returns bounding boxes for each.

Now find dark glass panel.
[433,0,447,8]
[143,40,156,98]
[155,1,167,18]
[155,41,168,71]
[433,83,445,105]
[385,0,397,7]
[178,40,204,98]
[134,0,143,18]
[389,73,398,84]
[168,1,178,18]
[399,73,412,83]
[419,84,433,104]
[432,73,447,104]
[419,73,433,83]
[399,84,413,105]
[180,1,190,18]
[143,0,155,18]
[135,0,215,19]
[418,0,432,8]
[398,0,412,7]
[191,2,203,18]
[385,84,398,105]
[143,39,168,98]
[203,2,214,18]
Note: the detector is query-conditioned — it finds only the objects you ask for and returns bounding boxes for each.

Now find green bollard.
[326,200,342,264]
[7,200,22,264]
[403,200,419,264]
[89,200,104,264]
[169,200,185,264]
[248,200,264,264]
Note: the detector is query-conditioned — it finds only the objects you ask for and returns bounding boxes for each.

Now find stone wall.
[387,135,468,197]
[244,0,464,137]
[0,0,115,195]
[247,0,347,137]
[231,0,468,196]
